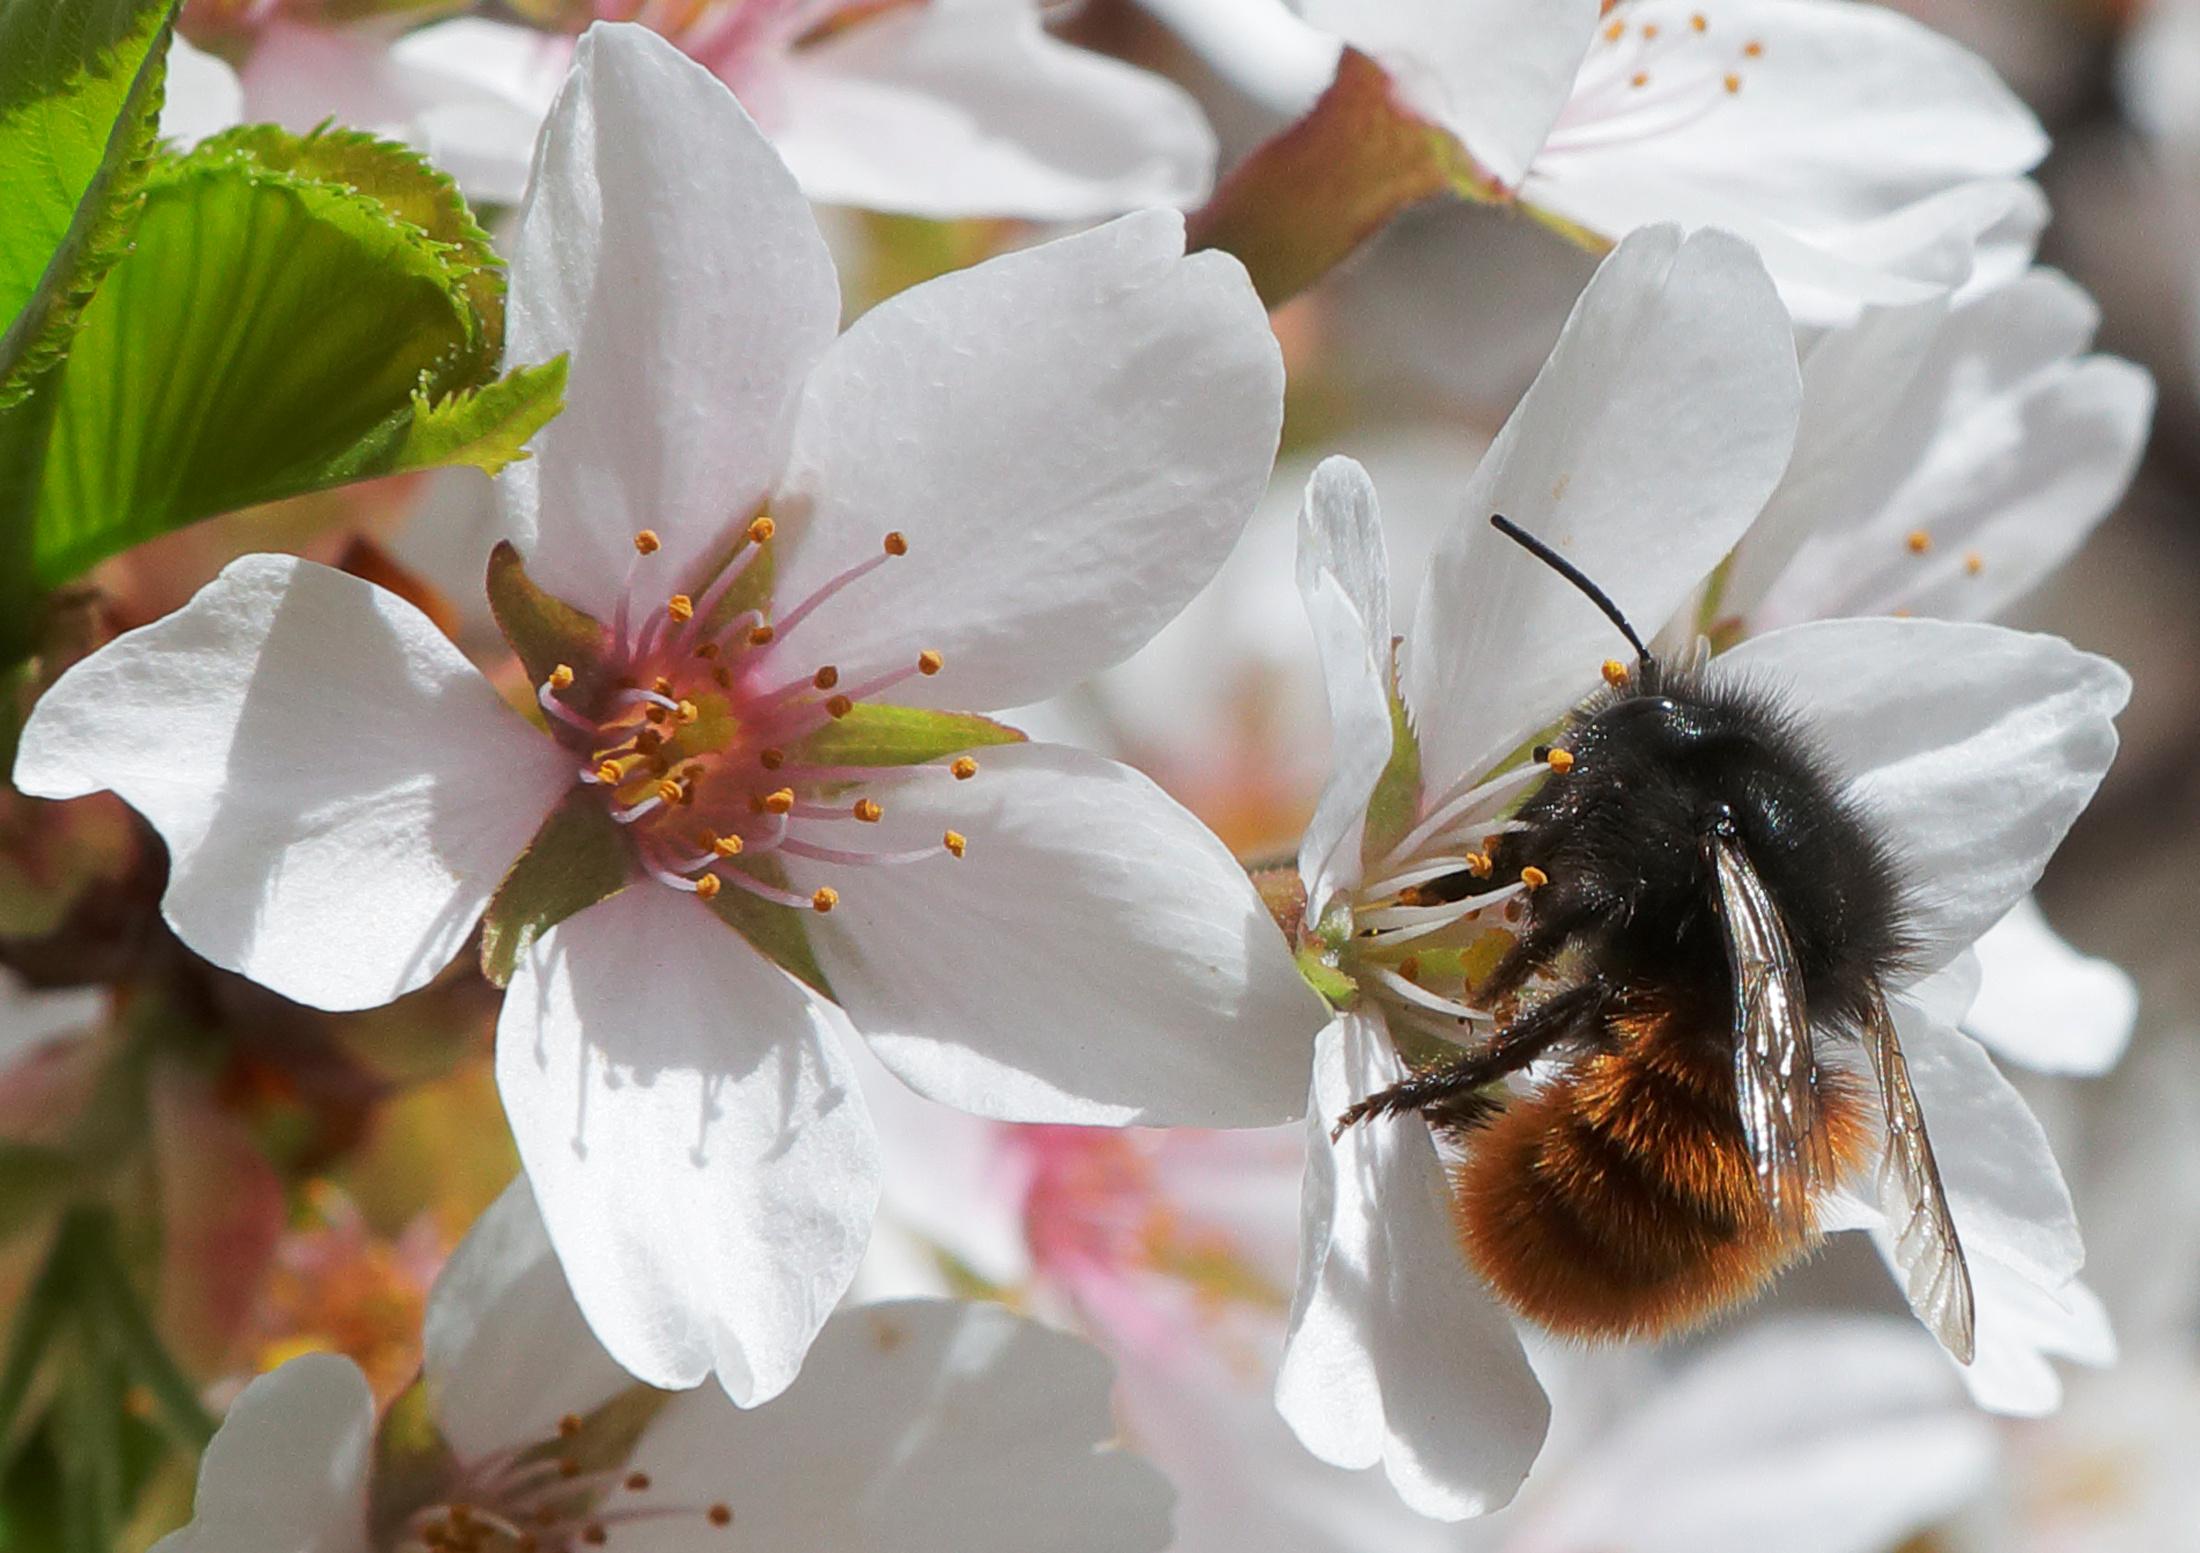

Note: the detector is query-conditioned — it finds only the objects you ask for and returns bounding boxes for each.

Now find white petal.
[151,1354,374,1553]
[1136,0,1342,119]
[1963,898,2137,1076]
[502,23,841,620]
[617,1301,1172,1552]
[13,556,567,1012]
[1402,226,1799,800]
[1299,0,1600,186]
[390,19,572,207]
[497,885,880,1404]
[1953,1260,2114,1416]
[1295,457,1397,917]
[1716,618,2128,972]
[762,0,1215,219]
[1521,1317,1995,1553]
[420,1178,634,1460]
[0,968,103,1071]
[771,209,1282,711]
[1275,1009,1549,1520]
[807,742,1326,1127]
[161,35,244,147]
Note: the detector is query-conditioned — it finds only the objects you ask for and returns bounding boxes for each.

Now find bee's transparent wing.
[1709,827,1829,1233]
[1863,988,1977,1364]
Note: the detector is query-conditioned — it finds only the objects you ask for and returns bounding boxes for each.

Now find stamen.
[812,887,838,913]
[1691,11,1707,29]
[748,624,776,647]
[883,531,908,556]
[1964,551,1984,575]
[825,695,853,719]
[633,530,661,556]
[944,830,967,858]
[951,757,979,781]
[762,788,796,815]
[712,834,745,857]
[1630,70,1650,87]
[1520,866,1550,889]
[1907,529,1932,554]
[549,664,575,690]
[854,799,882,823]
[668,594,694,624]
[539,682,599,735]
[1544,748,1575,774]
[1743,38,1763,56]
[813,666,839,690]
[559,1415,583,1437]
[1368,965,1490,1022]
[1723,71,1741,93]
[763,536,903,647]
[694,874,722,901]
[917,649,943,676]
[748,515,776,544]
[613,795,663,826]
[760,748,786,770]
[709,1505,733,1527]
[1602,658,1629,688]
[625,1473,652,1492]
[1382,759,1545,868]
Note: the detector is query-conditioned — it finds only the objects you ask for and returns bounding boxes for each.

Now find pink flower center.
[535,524,972,915]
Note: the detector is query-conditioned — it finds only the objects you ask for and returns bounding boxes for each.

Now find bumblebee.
[1337,517,1975,1359]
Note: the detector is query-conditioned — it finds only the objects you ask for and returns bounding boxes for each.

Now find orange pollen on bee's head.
[668,594,694,624]
[811,887,839,913]
[1601,658,1629,688]
[884,531,909,557]
[763,788,796,815]
[854,799,883,823]
[944,829,967,858]
[951,756,979,780]
[917,649,943,676]
[549,663,575,690]
[633,530,661,556]
[1907,529,1933,554]
[1545,748,1576,774]
[748,515,776,544]
[1520,865,1550,890]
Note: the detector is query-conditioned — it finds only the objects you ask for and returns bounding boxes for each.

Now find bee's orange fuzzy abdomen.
[1449,1014,1873,1343]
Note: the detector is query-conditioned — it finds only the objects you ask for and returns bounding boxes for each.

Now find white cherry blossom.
[14,23,1323,1409]
[154,1180,1174,1553]
[1144,0,2048,323]
[201,0,1216,214]
[1277,226,2128,1516]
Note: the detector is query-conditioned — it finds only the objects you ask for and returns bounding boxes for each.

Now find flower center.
[536,524,971,915]
[392,1412,732,1552]
[1544,5,1764,159]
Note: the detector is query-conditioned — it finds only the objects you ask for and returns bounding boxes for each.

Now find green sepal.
[478,787,629,988]
[1295,946,1356,1009]
[1184,48,1498,309]
[789,704,1025,770]
[486,539,611,696]
[703,853,832,997]
[365,1377,458,1546]
[0,0,174,409]
[1359,663,1422,868]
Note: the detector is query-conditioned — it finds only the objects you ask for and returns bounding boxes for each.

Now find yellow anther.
[548,664,575,690]
[595,761,623,786]
[1398,955,1421,983]
[1723,71,1741,92]
[764,788,796,815]
[625,1472,653,1492]
[1601,658,1629,688]
[1465,851,1493,878]
[748,624,776,647]
[1964,551,1984,576]
[696,640,719,660]
[951,756,979,780]
[1743,38,1763,55]
[558,1414,583,1438]
[712,834,745,857]
[1906,529,1932,554]
[693,874,722,901]
[1521,866,1550,890]
[708,1505,733,1527]
[917,649,943,676]
[1631,70,1650,87]
[668,594,694,624]
[1691,11,1707,29]
[813,665,839,690]
[748,515,776,544]
[760,747,786,770]
[811,887,839,913]
[633,530,661,555]
[1603,18,1623,40]
[826,694,854,718]
[1545,748,1576,774]
[854,799,883,823]
[1640,22,1658,39]
[884,531,908,556]
[655,778,684,804]
[676,700,699,724]
[943,829,967,858]
[653,676,674,696]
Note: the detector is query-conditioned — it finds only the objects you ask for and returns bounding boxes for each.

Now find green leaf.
[790,704,1025,769]
[1360,674,1422,868]
[14,126,562,595]
[1184,48,1498,309]
[479,787,629,988]
[704,853,832,997]
[0,0,173,409]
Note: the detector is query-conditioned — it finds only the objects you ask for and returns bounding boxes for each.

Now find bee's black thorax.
[1446,668,1910,1039]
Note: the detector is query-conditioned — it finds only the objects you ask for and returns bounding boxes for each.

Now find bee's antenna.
[1489,514,1658,673]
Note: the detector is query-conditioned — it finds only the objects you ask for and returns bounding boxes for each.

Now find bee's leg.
[1331,978,1612,1141]
[1477,874,1630,1005]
